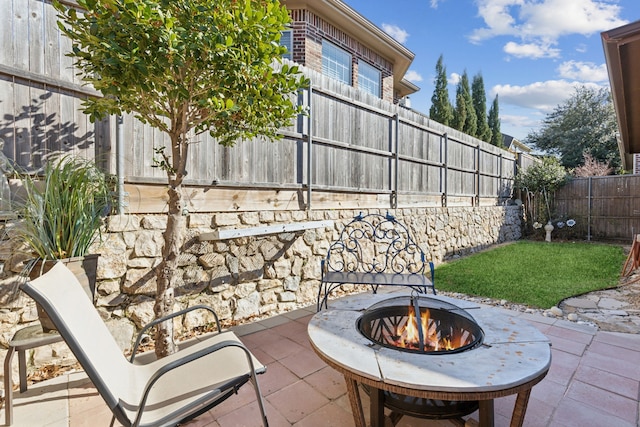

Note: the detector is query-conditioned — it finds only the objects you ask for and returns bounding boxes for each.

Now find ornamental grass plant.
[435,240,626,309]
[14,155,112,261]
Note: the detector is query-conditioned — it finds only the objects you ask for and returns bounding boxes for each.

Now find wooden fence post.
[442,133,448,207]
[306,86,313,210]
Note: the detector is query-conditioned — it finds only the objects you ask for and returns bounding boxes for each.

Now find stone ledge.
[198,220,334,241]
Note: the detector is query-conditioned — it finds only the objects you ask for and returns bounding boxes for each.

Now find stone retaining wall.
[0,205,521,384]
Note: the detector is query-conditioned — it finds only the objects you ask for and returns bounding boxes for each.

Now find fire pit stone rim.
[308,295,551,394]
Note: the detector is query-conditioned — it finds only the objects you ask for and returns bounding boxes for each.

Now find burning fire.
[393,306,456,352]
[360,296,482,354]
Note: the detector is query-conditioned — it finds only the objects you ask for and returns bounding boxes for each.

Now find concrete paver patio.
[5,298,640,427]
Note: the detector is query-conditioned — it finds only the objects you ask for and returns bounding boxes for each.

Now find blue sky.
[343,0,640,142]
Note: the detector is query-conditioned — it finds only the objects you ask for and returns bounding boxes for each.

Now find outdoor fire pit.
[308,292,551,427]
[357,295,484,421]
[358,295,484,354]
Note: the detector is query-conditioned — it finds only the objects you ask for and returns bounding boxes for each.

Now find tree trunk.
[154,184,185,357]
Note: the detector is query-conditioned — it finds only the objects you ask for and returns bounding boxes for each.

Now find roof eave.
[396,79,420,98]
[601,20,640,171]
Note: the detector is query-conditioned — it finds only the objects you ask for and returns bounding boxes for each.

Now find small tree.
[55,0,308,357]
[429,55,453,126]
[573,153,613,177]
[515,157,567,231]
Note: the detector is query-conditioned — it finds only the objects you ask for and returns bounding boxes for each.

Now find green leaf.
[57,0,306,165]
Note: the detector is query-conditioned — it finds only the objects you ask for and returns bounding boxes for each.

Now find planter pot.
[28,254,99,332]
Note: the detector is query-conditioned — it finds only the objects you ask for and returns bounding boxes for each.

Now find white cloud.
[500,113,547,140]
[469,0,519,43]
[500,113,541,129]
[491,78,610,139]
[470,0,628,59]
[430,0,445,8]
[556,60,608,82]
[503,41,560,59]
[471,0,627,41]
[449,72,461,85]
[491,79,603,112]
[382,23,409,44]
[518,0,627,39]
[405,70,423,82]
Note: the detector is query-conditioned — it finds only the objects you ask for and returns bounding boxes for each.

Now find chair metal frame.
[21,262,269,427]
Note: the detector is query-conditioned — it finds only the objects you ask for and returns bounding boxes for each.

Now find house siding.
[288,9,394,102]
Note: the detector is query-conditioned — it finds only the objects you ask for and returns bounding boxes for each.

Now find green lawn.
[434,240,626,309]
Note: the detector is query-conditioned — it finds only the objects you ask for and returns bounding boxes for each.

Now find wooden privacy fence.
[553,175,640,241]
[1,0,519,213]
[296,74,517,209]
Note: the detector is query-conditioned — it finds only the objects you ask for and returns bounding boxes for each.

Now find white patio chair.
[20,262,269,427]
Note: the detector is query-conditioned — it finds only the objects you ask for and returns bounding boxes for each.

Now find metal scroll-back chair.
[318,212,435,310]
[20,262,269,427]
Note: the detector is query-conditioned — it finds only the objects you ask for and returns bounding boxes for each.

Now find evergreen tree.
[488,95,503,147]
[429,55,453,126]
[452,90,466,132]
[452,71,477,136]
[472,73,491,142]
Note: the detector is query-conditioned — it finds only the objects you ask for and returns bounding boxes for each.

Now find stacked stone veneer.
[80,206,522,334]
[0,206,521,381]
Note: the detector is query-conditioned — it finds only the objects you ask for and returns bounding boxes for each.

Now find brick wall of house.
[382,74,394,102]
[288,9,394,102]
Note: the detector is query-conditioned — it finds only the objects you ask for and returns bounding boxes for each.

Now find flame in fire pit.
[358,295,483,354]
[394,306,456,352]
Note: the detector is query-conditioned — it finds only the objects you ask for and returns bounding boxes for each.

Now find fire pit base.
[362,384,479,420]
